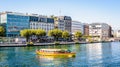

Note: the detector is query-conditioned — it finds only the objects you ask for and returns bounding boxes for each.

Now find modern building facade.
[0,11,55,37]
[71,21,84,34]
[0,12,30,37]
[29,15,54,33]
[55,16,72,33]
[89,23,111,41]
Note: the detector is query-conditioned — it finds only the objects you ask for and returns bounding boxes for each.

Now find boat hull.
[36,51,76,57]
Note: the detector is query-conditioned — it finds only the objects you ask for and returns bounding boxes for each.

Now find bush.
[75,42,79,44]
[54,41,60,45]
[75,41,79,44]
[26,42,34,45]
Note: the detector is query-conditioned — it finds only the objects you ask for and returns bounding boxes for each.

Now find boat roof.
[40,49,67,52]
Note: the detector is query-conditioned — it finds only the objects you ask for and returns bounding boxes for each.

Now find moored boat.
[36,49,76,57]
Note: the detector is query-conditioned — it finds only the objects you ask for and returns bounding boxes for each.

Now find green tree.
[48,29,62,41]
[35,29,46,37]
[20,29,32,42]
[0,26,5,36]
[74,31,82,41]
[62,31,70,41]
[31,29,36,35]
[35,29,46,42]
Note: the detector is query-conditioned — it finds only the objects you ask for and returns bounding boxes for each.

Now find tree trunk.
[26,36,29,42]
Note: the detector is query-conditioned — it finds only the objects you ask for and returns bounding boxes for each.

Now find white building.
[89,23,111,41]
[71,21,84,34]
[116,30,120,38]
[29,15,54,33]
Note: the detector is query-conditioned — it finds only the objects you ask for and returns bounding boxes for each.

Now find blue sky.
[0,0,120,30]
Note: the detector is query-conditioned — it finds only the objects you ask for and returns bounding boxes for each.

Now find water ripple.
[0,42,120,67]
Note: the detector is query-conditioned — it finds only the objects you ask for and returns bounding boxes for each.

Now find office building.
[71,21,84,34]
[29,15,54,33]
[55,16,72,33]
[0,11,29,37]
[89,23,111,41]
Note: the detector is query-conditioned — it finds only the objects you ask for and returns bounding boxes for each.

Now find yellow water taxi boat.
[36,49,76,57]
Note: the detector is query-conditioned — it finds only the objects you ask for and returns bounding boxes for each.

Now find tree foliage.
[20,29,32,42]
[74,31,82,40]
[35,29,46,42]
[35,29,46,37]
[31,29,36,35]
[20,29,46,42]
[62,31,70,41]
[48,29,62,41]
[0,26,5,36]
[82,35,92,39]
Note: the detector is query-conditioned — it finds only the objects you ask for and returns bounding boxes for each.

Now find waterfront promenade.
[0,41,88,47]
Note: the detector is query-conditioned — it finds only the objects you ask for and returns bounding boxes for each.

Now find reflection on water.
[36,55,75,67]
[1,42,120,67]
[86,43,112,66]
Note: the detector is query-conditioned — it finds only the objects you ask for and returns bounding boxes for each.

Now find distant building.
[71,21,84,34]
[116,30,120,38]
[55,16,72,33]
[84,24,89,36]
[29,15,54,33]
[0,11,30,37]
[89,23,111,41]
[108,26,112,37]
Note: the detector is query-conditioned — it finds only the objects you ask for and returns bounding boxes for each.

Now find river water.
[0,42,120,67]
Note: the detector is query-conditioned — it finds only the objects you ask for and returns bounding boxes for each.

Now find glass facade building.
[29,16,54,23]
[0,12,29,37]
